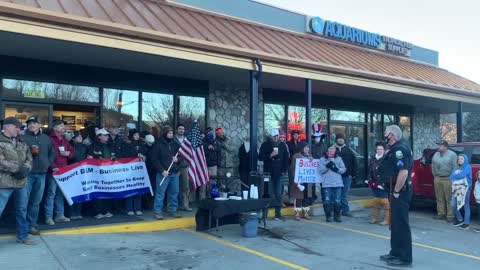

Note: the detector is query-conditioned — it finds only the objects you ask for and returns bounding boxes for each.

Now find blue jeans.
[324,187,342,207]
[154,173,179,214]
[341,176,352,214]
[44,174,65,219]
[0,187,29,241]
[126,195,142,212]
[26,173,46,228]
[451,188,471,225]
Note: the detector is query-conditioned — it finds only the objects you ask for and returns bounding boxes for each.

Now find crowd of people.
[0,115,231,245]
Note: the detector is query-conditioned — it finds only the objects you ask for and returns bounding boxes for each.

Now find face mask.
[384,133,391,143]
[315,137,321,143]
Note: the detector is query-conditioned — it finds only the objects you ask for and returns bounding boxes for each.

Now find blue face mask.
[207,131,215,139]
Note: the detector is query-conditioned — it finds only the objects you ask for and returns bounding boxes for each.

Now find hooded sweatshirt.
[151,130,181,174]
[450,154,472,187]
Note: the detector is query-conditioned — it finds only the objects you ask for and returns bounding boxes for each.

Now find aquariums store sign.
[308,16,412,57]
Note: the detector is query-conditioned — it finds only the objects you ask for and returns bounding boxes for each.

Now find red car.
[412,142,480,205]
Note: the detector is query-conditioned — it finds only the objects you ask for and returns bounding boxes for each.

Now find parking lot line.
[305,220,480,261]
[182,228,310,270]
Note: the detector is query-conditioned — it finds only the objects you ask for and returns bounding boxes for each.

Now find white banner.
[294,158,322,184]
[53,158,153,205]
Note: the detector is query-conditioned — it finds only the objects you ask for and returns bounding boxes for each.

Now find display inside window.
[288,106,306,141]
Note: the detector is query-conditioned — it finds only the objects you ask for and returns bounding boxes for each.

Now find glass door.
[2,102,51,132]
[329,122,367,186]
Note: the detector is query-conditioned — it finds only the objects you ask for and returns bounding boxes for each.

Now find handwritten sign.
[294,158,322,184]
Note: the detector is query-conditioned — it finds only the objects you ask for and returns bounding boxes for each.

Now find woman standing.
[367,142,390,226]
[319,146,346,222]
[450,154,472,230]
[69,131,88,220]
[290,142,313,221]
[123,129,146,216]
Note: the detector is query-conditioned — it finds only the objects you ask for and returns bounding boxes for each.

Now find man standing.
[259,129,289,221]
[334,133,358,217]
[0,117,34,244]
[378,125,413,267]
[201,127,221,199]
[431,140,457,222]
[45,120,74,225]
[107,125,123,158]
[216,127,233,178]
[23,116,55,235]
[175,124,192,212]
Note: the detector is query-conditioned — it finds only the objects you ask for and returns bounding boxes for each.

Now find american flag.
[178,122,209,190]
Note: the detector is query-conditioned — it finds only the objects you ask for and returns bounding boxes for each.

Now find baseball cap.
[52,120,65,128]
[96,128,110,136]
[26,116,40,124]
[3,117,21,128]
[271,129,280,137]
[436,140,449,147]
[145,134,155,144]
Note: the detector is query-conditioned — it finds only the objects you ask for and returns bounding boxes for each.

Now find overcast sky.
[259,0,480,84]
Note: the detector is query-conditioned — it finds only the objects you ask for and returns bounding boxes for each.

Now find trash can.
[239,212,260,238]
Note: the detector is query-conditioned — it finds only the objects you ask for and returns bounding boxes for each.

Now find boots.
[380,198,390,226]
[324,203,333,222]
[334,204,342,223]
[302,207,312,220]
[294,207,302,221]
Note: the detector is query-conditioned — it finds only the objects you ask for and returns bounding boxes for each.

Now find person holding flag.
[152,126,182,220]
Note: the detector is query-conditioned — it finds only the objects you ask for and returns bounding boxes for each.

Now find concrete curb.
[0,198,375,237]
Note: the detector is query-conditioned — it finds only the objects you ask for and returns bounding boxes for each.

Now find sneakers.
[459,224,470,230]
[54,216,71,223]
[16,238,37,245]
[273,216,286,222]
[70,216,83,220]
[94,214,106,219]
[135,211,143,216]
[105,212,114,218]
[474,228,480,233]
[154,213,164,220]
[29,228,40,235]
[127,211,135,216]
[452,220,464,227]
[45,218,55,226]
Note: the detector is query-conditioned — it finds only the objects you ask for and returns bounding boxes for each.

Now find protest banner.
[294,158,322,183]
[53,157,153,205]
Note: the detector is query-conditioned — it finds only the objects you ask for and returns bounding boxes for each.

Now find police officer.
[378,125,413,267]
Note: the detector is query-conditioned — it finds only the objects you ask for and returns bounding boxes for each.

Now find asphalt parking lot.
[1,207,479,270]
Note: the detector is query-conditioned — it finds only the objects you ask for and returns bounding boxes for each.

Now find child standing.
[367,142,390,226]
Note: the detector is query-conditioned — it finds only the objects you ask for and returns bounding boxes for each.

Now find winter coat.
[318,155,346,188]
[238,143,252,181]
[50,133,75,170]
[151,134,181,175]
[368,155,389,198]
[88,140,115,159]
[22,130,55,173]
[122,140,147,158]
[108,135,124,156]
[0,133,33,188]
[311,140,327,159]
[217,136,233,168]
[259,139,289,174]
[174,136,188,169]
[203,137,221,167]
[72,142,88,163]
[335,144,358,178]
[287,139,302,159]
[450,154,472,187]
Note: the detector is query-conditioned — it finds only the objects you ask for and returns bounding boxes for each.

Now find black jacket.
[72,142,88,163]
[335,145,358,178]
[287,139,302,159]
[151,136,181,174]
[122,140,147,158]
[22,130,55,173]
[108,135,124,156]
[203,137,221,167]
[238,143,255,180]
[88,141,115,159]
[311,140,327,159]
[259,139,289,174]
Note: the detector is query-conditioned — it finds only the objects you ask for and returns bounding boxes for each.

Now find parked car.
[412,142,480,205]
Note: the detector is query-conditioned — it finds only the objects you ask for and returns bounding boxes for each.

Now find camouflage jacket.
[0,133,33,188]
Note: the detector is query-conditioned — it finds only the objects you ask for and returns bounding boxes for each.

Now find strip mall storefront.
[1,0,479,187]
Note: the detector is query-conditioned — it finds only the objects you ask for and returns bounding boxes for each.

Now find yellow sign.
[24,89,45,99]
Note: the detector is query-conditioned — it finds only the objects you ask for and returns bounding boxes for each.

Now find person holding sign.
[290,142,314,221]
[319,146,346,222]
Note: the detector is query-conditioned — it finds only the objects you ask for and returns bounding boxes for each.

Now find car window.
[422,149,436,165]
[449,146,465,155]
[471,147,480,164]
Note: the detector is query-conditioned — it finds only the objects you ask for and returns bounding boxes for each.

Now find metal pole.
[305,79,312,149]
[457,102,463,143]
[249,70,259,173]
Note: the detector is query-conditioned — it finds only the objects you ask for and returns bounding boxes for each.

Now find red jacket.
[50,133,75,169]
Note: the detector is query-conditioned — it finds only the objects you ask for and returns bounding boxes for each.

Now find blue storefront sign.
[308,16,412,57]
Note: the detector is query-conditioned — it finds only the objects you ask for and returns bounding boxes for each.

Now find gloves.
[326,161,335,169]
[12,167,30,180]
[330,165,339,173]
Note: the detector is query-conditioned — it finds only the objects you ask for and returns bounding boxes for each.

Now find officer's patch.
[395,150,403,159]
[397,160,404,168]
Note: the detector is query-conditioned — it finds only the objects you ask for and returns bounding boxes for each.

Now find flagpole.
[159,152,179,187]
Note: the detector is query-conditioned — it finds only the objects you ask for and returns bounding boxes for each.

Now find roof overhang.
[0,1,479,105]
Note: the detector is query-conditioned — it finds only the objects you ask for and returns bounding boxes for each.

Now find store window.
[399,116,412,147]
[367,113,383,156]
[312,108,328,132]
[463,112,480,142]
[288,106,306,141]
[2,79,99,103]
[384,114,396,126]
[471,147,480,165]
[264,103,286,138]
[103,89,139,130]
[141,92,173,137]
[4,104,49,130]
[330,110,365,122]
[179,96,206,132]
